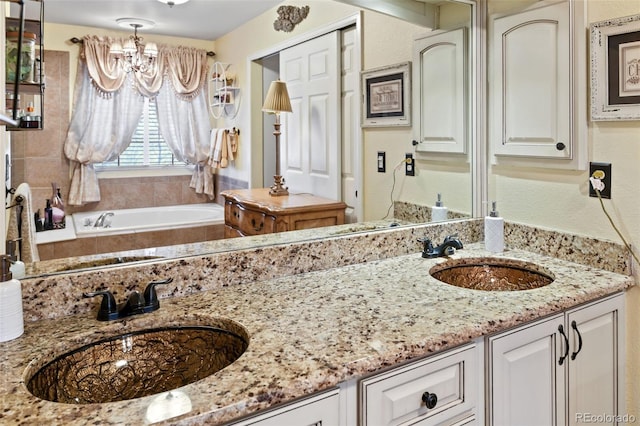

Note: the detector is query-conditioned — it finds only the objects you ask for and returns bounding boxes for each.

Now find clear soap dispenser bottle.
[0,254,24,342]
[484,201,504,253]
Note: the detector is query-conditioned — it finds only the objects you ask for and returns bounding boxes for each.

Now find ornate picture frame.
[590,14,640,121]
[361,62,411,127]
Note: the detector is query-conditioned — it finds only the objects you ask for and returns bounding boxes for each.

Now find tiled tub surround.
[1,243,633,425]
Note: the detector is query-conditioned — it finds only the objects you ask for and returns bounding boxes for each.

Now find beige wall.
[487,0,640,414]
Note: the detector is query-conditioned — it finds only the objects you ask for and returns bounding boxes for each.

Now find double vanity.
[0,219,634,425]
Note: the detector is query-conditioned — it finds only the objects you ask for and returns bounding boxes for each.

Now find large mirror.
[11,0,479,278]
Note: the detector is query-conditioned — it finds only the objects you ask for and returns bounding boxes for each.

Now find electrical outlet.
[405,153,415,176]
[377,151,386,173]
[589,162,611,199]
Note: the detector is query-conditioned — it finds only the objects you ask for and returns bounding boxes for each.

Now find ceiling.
[29,0,283,40]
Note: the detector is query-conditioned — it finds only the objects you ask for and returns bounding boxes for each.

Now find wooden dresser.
[220,188,347,238]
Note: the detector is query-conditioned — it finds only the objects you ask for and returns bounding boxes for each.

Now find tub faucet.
[93,212,114,228]
[418,235,463,258]
[83,278,173,321]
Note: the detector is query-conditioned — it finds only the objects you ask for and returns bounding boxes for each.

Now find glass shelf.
[4,0,44,131]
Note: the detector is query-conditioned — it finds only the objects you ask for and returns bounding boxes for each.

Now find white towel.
[6,183,39,263]
[208,129,225,168]
[207,128,218,160]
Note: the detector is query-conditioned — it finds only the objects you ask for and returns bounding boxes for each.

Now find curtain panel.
[64,35,213,206]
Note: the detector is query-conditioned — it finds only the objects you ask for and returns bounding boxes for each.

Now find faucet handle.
[83,290,118,321]
[143,278,173,312]
[417,237,435,258]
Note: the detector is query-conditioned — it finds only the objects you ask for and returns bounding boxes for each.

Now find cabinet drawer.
[229,388,340,426]
[226,204,276,235]
[224,225,244,239]
[360,343,479,426]
[224,201,240,228]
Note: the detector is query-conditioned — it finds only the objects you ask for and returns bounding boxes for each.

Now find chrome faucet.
[83,278,173,321]
[418,235,464,258]
[93,211,114,228]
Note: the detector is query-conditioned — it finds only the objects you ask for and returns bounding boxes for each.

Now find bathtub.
[72,204,225,238]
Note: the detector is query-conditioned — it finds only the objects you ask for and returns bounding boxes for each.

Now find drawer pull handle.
[251,218,263,232]
[558,324,569,365]
[570,320,583,360]
[421,391,438,409]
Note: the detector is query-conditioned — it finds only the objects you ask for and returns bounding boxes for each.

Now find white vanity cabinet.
[488,0,587,170]
[487,293,625,426]
[360,341,483,425]
[228,388,341,426]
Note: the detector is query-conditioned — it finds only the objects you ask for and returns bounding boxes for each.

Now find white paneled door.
[341,26,360,223]
[279,31,341,200]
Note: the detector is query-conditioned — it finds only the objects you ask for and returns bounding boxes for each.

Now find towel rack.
[5,194,23,210]
[225,127,240,135]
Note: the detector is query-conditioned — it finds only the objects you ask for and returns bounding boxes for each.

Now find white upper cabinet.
[413,27,468,155]
[489,0,587,170]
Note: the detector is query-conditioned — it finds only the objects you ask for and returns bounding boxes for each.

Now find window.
[99,97,186,168]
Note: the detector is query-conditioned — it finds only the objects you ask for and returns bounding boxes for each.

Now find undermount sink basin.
[26,323,249,404]
[429,257,555,291]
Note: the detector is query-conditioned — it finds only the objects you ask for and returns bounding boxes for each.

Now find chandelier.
[109,18,158,73]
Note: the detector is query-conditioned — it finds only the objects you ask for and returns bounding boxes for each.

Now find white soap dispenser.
[6,239,25,279]
[485,201,504,253]
[0,254,24,342]
[431,193,448,222]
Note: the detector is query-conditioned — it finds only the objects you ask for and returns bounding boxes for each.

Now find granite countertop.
[0,243,633,425]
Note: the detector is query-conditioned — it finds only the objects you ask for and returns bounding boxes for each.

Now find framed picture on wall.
[590,14,640,121]
[361,62,411,127]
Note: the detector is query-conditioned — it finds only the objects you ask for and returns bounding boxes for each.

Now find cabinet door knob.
[570,320,583,360]
[558,324,570,365]
[421,391,438,409]
[556,142,566,150]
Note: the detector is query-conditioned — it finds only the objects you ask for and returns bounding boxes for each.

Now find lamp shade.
[109,41,123,56]
[122,39,136,55]
[262,80,292,114]
[144,42,158,58]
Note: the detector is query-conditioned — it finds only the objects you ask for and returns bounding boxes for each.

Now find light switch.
[377,151,386,173]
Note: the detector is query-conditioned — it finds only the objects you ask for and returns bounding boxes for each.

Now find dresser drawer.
[236,207,276,235]
[225,201,241,228]
[360,343,480,426]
